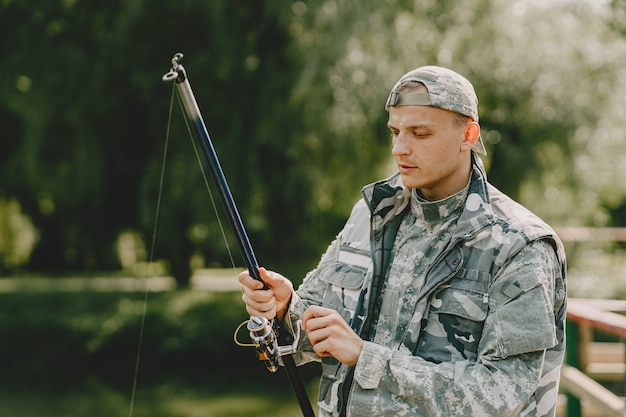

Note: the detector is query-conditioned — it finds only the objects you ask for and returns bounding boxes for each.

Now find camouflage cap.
[385,66,487,155]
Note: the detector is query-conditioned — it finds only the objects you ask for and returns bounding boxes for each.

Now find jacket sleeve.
[282,199,373,366]
[280,236,343,365]
[351,239,566,416]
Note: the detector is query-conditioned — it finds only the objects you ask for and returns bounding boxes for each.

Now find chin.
[400,177,420,189]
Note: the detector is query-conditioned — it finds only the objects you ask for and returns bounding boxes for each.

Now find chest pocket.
[421,270,490,361]
[319,262,367,324]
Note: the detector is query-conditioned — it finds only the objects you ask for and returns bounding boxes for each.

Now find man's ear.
[461,122,480,151]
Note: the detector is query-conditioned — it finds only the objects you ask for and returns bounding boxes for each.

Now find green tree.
[0,0,311,284]
[284,0,626,226]
[1,0,625,285]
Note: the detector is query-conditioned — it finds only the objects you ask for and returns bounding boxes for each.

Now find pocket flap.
[324,264,366,289]
[432,285,488,322]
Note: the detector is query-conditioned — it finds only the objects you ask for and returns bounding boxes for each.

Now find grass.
[0,246,623,416]
[0,286,321,417]
[0,377,320,417]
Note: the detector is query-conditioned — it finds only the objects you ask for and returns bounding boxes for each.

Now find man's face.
[387,103,475,201]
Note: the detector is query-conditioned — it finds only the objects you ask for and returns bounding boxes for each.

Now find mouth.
[398,162,417,174]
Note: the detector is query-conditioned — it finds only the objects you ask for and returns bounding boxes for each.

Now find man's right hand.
[238,267,294,321]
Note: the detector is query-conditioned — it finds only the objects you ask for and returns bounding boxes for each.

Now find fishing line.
[175,94,238,271]
[127,83,175,417]
[128,82,241,417]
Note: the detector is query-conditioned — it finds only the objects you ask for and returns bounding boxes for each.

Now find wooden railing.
[561,298,626,417]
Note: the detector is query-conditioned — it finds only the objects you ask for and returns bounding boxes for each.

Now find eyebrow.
[387,121,435,130]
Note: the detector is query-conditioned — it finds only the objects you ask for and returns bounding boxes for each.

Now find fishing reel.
[234,316,301,373]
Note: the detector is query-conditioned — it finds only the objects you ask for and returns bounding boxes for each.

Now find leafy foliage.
[1,0,625,283]
[0,289,317,384]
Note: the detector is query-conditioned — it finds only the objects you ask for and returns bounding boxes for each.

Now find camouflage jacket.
[284,155,567,417]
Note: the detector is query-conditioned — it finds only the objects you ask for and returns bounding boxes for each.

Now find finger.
[241,285,274,304]
[301,305,333,330]
[241,294,276,318]
[313,344,332,357]
[306,326,336,358]
[246,306,276,320]
[258,267,285,287]
[302,315,329,334]
[238,270,265,290]
[306,321,331,344]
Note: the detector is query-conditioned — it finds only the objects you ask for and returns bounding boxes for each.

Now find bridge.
[560,298,626,417]
[551,226,626,416]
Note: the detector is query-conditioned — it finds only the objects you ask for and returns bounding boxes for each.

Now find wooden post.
[623,338,626,401]
[566,319,583,417]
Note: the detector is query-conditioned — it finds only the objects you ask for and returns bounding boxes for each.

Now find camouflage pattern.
[283,154,567,417]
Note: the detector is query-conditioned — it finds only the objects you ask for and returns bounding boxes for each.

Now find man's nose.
[392,133,411,156]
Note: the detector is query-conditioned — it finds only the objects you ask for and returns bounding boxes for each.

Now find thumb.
[258,267,281,287]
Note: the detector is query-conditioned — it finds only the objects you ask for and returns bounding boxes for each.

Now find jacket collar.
[361,153,494,236]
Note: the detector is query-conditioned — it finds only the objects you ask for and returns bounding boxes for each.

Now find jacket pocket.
[319,262,367,323]
[422,272,489,361]
[318,358,351,415]
[492,272,557,356]
[433,277,489,321]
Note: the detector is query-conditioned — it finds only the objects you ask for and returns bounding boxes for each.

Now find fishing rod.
[162,53,315,417]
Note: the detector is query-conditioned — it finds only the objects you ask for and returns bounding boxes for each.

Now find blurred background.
[1,0,625,415]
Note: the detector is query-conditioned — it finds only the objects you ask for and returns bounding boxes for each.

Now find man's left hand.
[301,305,364,366]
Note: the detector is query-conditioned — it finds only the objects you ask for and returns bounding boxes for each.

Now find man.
[239,66,567,417]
